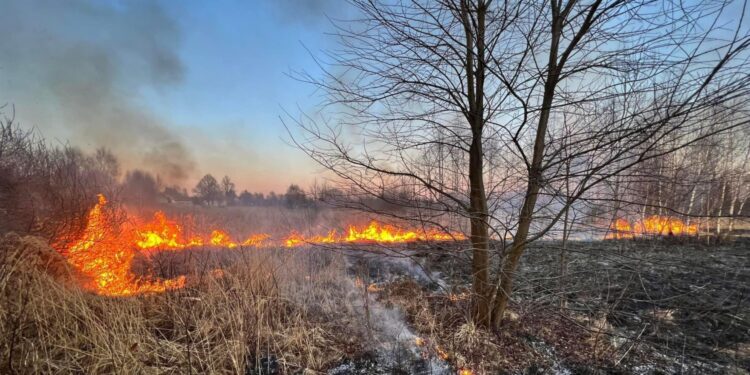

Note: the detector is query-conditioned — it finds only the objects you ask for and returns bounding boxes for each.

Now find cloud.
[0,0,195,183]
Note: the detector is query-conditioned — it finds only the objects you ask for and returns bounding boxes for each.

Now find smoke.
[0,0,195,183]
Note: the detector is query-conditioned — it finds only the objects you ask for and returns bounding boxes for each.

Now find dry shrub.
[0,238,366,374]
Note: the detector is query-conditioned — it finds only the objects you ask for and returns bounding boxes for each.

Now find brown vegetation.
[0,238,368,374]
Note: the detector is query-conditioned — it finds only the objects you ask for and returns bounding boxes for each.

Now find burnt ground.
[420,239,749,373]
[137,240,749,374]
[513,240,749,374]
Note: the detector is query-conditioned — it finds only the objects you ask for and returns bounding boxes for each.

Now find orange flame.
[284,232,306,247]
[136,211,189,250]
[210,230,238,248]
[242,233,270,247]
[607,215,698,239]
[63,195,185,296]
[282,221,464,247]
[58,195,465,296]
[345,221,459,243]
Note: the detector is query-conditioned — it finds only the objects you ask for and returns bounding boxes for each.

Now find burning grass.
[1,195,470,373]
[606,215,698,239]
[56,194,464,296]
[4,227,748,373]
[6,194,745,373]
[0,233,371,373]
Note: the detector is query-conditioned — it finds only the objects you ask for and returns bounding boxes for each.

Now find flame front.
[64,195,186,296]
[210,230,238,248]
[136,211,189,250]
[242,233,270,247]
[135,218,463,250]
[58,195,465,296]
[607,215,698,239]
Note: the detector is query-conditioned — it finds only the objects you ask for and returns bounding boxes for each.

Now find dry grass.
[0,233,368,374]
[380,278,619,374]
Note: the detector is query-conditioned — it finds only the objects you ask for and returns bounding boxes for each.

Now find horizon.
[0,0,354,192]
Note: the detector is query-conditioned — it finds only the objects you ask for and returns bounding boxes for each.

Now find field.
[2,204,747,374]
[4,0,750,373]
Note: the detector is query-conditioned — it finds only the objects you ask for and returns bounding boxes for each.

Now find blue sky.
[0,0,351,192]
[152,1,331,127]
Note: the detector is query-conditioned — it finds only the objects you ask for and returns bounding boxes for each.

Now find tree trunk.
[559,205,570,310]
[609,177,622,239]
[705,183,712,243]
[490,12,562,328]
[469,138,491,325]
[686,185,696,227]
[729,147,750,233]
[733,197,748,233]
[462,0,492,327]
[728,194,736,234]
[560,153,573,309]
[657,163,664,216]
[717,179,727,235]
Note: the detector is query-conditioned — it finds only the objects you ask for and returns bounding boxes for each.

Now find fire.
[283,221,464,247]
[63,195,185,296]
[242,233,270,247]
[283,232,306,247]
[635,215,698,236]
[311,229,338,244]
[210,230,237,248]
[608,218,633,239]
[57,195,464,296]
[136,211,190,250]
[344,221,459,243]
[607,215,698,239]
[413,337,452,362]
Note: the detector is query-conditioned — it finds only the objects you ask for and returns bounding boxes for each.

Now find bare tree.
[122,169,160,206]
[193,174,222,206]
[0,109,123,242]
[289,0,750,328]
[285,184,308,208]
[220,175,236,204]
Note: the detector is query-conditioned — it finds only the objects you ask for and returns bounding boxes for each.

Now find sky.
[0,0,352,193]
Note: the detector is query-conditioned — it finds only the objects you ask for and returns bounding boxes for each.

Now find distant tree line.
[189,174,313,208]
[0,111,337,247]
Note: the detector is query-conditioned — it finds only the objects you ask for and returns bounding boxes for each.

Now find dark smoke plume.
[0,0,195,183]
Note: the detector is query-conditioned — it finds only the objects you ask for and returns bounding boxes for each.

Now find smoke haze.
[0,0,195,182]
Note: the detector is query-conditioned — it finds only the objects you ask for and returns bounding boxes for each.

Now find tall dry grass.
[0,232,368,374]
